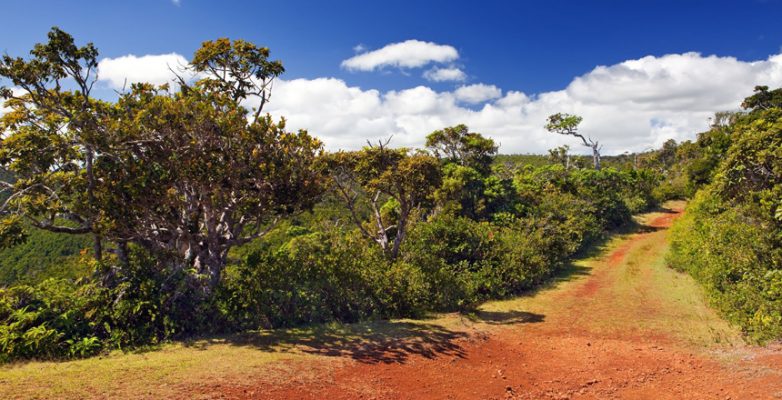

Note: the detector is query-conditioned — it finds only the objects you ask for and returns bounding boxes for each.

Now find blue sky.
[3,0,782,153]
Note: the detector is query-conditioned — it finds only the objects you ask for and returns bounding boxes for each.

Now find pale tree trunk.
[194,246,227,294]
[389,203,410,260]
[370,191,390,253]
[592,150,600,171]
[592,144,601,170]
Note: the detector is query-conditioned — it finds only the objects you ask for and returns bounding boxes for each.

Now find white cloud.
[0,97,11,116]
[341,40,459,71]
[453,84,502,104]
[98,53,189,89]
[266,51,782,154]
[423,67,467,82]
[35,49,782,155]
[172,0,181,6]
[0,87,25,114]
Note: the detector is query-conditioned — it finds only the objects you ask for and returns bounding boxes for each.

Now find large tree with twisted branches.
[0,28,323,292]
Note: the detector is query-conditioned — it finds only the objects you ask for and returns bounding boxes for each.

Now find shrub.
[669,192,782,341]
[0,280,104,362]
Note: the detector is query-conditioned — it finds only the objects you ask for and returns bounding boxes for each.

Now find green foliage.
[0,279,102,362]
[0,226,91,286]
[669,88,782,342]
[0,216,28,250]
[0,248,223,362]
[1,28,324,295]
[435,163,518,220]
[669,193,782,341]
[741,85,782,112]
[545,113,583,135]
[220,231,386,328]
[426,124,498,175]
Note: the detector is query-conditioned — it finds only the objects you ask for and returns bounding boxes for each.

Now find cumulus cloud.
[341,40,459,71]
[98,53,189,89]
[423,67,467,82]
[10,48,781,155]
[453,84,502,104]
[266,51,782,154]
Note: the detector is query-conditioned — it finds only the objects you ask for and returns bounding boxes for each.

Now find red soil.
[182,207,782,399]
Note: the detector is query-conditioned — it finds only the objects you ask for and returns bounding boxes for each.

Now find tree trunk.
[389,205,410,260]
[592,146,601,170]
[85,146,103,261]
[194,246,227,294]
[93,234,103,262]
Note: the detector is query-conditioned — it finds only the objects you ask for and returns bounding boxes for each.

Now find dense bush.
[0,279,103,362]
[669,89,782,342]
[669,193,782,341]
[218,230,420,328]
[0,250,221,362]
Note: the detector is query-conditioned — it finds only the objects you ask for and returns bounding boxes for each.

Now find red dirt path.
[187,207,782,399]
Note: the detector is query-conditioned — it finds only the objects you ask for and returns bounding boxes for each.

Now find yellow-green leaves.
[0,216,28,249]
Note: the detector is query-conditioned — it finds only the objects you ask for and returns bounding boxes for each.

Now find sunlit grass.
[480,201,742,347]
[0,342,313,399]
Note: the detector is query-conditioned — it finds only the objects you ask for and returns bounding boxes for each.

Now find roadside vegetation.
[667,86,782,342]
[0,28,778,364]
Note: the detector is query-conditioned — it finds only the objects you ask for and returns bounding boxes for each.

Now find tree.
[741,85,782,112]
[426,125,506,219]
[0,29,324,293]
[425,124,498,175]
[108,88,323,290]
[545,113,602,170]
[324,141,441,259]
[0,28,108,260]
[548,145,571,169]
[102,38,323,292]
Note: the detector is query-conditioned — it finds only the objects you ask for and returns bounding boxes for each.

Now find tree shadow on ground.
[466,310,546,325]
[184,320,471,365]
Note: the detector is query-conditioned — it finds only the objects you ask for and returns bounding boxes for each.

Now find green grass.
[479,201,743,347]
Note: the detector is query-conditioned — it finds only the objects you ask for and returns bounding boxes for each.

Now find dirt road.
[221,202,782,399]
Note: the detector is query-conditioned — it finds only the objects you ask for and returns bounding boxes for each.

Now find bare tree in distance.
[545,113,602,170]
